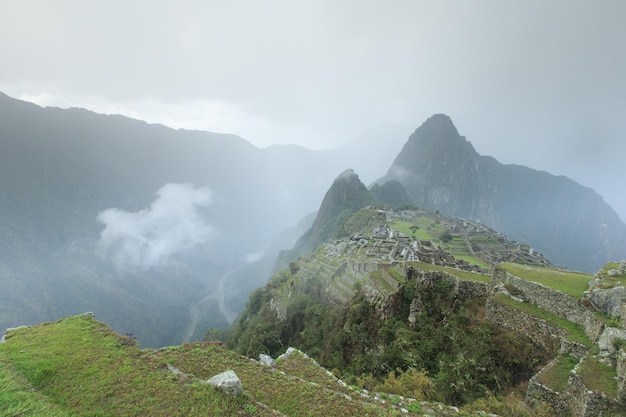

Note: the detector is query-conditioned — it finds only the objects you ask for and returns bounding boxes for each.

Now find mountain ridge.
[377,114,626,272]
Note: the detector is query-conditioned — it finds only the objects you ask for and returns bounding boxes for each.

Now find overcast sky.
[1,1,625,221]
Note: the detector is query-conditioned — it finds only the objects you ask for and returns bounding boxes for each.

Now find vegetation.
[0,315,399,417]
[499,263,591,298]
[3,314,525,416]
[0,359,70,417]
[597,262,626,288]
[577,356,619,398]
[492,294,591,346]
[230,274,551,406]
[461,391,554,417]
[533,355,578,392]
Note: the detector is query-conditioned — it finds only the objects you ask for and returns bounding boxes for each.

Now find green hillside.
[1,314,500,416]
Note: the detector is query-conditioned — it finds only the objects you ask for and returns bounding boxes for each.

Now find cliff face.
[377,114,626,272]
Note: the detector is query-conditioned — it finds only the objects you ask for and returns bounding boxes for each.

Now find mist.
[96,183,215,271]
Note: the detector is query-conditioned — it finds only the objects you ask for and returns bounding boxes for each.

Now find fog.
[97,183,215,271]
[2,1,624,220]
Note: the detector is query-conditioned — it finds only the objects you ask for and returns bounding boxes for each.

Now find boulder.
[598,327,626,356]
[206,370,242,396]
[589,286,626,319]
[259,353,276,366]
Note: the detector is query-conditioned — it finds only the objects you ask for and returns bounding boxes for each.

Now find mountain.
[228,185,626,412]
[0,92,352,347]
[376,114,626,272]
[274,169,375,270]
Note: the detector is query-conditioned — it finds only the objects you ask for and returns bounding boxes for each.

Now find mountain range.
[1,92,624,347]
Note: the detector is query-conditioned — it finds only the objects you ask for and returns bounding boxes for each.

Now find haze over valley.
[1,2,626,349]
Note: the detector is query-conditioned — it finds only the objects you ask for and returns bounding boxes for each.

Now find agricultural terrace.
[498,263,591,298]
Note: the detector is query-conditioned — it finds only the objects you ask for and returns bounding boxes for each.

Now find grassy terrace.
[577,354,619,398]
[407,261,491,283]
[3,314,454,417]
[534,355,578,392]
[498,263,592,298]
[492,294,591,347]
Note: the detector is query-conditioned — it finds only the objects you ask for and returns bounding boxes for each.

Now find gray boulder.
[259,353,276,366]
[589,286,626,319]
[598,327,626,356]
[206,370,242,396]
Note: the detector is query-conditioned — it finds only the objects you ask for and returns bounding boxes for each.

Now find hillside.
[376,114,626,272]
[1,314,496,417]
[228,205,626,415]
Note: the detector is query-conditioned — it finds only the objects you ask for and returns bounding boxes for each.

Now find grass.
[370,269,397,293]
[0,358,70,417]
[533,355,578,392]
[492,294,591,346]
[4,314,490,416]
[597,262,626,288]
[0,315,258,416]
[389,220,438,241]
[498,263,591,298]
[577,356,619,398]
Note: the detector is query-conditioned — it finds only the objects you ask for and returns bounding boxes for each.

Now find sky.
[1,0,625,221]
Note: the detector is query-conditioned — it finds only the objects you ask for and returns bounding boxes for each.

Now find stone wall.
[395,264,489,301]
[485,299,565,354]
[492,269,603,342]
[567,366,614,417]
[525,359,569,413]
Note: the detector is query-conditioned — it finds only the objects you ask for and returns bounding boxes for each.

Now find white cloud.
[97,183,215,270]
[244,252,265,264]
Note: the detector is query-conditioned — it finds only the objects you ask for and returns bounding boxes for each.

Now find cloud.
[97,183,215,270]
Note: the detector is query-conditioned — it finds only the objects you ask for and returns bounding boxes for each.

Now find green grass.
[577,356,619,398]
[407,261,491,283]
[0,358,70,417]
[597,262,626,288]
[3,314,454,417]
[0,315,258,416]
[370,270,397,293]
[534,355,578,392]
[493,294,591,346]
[499,263,591,298]
[389,220,438,241]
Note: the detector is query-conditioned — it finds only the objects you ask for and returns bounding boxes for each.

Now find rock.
[608,269,619,277]
[277,346,302,361]
[206,370,242,396]
[1,325,28,343]
[598,327,626,356]
[259,353,276,366]
[589,286,626,318]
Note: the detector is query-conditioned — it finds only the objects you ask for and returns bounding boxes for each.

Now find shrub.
[374,368,434,400]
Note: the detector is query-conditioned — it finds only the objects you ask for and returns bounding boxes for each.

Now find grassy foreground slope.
[0,314,479,417]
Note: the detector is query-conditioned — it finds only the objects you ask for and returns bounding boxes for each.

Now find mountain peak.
[409,113,473,152]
